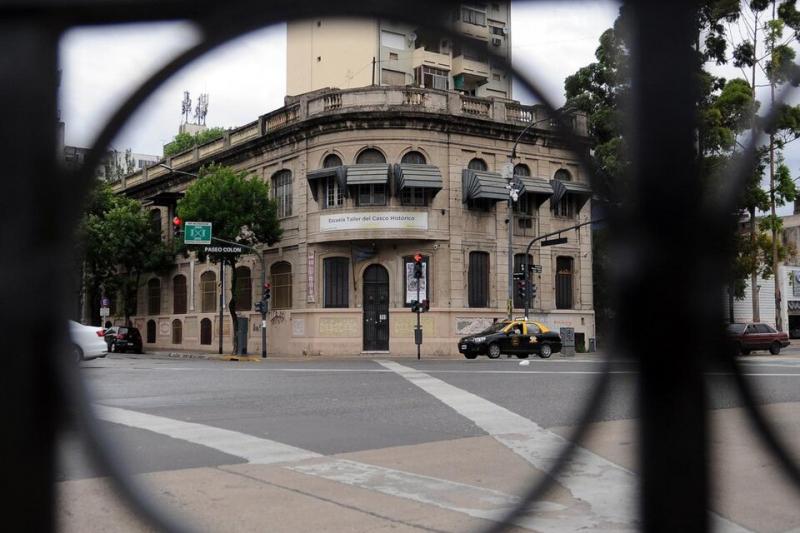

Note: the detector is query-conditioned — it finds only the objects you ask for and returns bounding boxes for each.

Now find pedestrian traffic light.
[413,253,423,279]
[410,299,419,312]
[254,301,265,313]
[263,282,271,300]
[172,216,182,237]
[421,299,430,312]
[517,280,527,301]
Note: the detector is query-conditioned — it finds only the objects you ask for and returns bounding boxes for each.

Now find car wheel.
[538,344,552,359]
[487,343,501,359]
[72,344,83,363]
[464,353,477,359]
[769,342,781,355]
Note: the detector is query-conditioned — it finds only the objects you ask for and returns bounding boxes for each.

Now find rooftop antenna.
[194,93,209,125]
[181,91,192,124]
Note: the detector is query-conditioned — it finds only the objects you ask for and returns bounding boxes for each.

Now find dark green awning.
[550,178,592,210]
[306,166,348,200]
[346,164,390,186]
[462,169,508,203]
[394,164,443,191]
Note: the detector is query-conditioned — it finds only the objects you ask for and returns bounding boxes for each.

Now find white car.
[69,320,108,362]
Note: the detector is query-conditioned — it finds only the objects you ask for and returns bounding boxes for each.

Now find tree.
[163,127,227,157]
[176,164,282,352]
[77,178,175,326]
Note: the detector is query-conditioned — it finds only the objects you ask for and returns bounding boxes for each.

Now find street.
[57,355,800,532]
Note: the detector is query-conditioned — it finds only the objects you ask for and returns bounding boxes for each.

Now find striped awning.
[394,164,443,191]
[516,176,553,207]
[462,169,508,203]
[346,164,390,185]
[789,301,800,312]
[306,166,348,200]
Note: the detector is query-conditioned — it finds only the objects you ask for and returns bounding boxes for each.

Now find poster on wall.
[405,262,427,304]
[307,253,316,303]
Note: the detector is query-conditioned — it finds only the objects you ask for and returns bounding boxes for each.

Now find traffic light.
[413,253,423,279]
[254,301,265,313]
[517,280,527,301]
[528,282,537,300]
[172,216,182,238]
[421,299,430,312]
[263,283,271,301]
[410,299,419,312]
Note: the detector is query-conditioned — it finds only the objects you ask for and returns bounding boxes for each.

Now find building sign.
[307,252,316,303]
[320,212,428,232]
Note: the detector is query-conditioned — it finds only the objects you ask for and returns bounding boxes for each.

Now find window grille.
[272,169,292,218]
[323,257,349,308]
[270,261,292,309]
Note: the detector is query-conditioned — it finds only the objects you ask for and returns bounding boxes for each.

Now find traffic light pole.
[416,278,421,360]
[523,218,602,320]
[210,236,268,358]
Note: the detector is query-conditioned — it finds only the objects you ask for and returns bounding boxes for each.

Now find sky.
[59,1,621,156]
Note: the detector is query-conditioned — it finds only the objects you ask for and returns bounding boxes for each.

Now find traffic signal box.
[172,216,182,238]
[255,283,271,314]
[413,253,423,279]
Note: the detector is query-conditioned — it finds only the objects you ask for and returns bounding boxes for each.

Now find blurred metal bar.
[0,19,60,532]
[625,1,710,531]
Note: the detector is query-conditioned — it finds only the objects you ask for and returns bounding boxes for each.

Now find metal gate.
[363,264,389,351]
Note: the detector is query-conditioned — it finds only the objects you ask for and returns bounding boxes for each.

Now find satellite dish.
[408,32,417,43]
[794,271,800,283]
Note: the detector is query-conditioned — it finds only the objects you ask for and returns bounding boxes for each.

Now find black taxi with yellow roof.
[458,318,562,359]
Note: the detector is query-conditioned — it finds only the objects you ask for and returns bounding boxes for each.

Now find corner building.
[111,6,595,356]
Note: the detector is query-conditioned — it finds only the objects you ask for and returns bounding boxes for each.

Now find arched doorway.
[146,319,156,344]
[200,318,212,345]
[363,264,389,351]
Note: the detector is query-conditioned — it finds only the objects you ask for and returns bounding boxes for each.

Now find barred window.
[147,278,161,315]
[173,274,187,314]
[201,271,216,313]
[272,169,292,218]
[468,158,487,171]
[324,257,349,308]
[271,261,292,309]
[556,256,574,309]
[235,266,252,311]
[356,148,386,164]
[468,251,490,308]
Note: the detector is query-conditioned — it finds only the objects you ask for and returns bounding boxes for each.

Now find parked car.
[458,319,562,359]
[68,320,108,362]
[104,326,143,354]
[727,322,790,355]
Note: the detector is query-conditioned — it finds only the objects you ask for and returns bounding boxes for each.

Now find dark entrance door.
[363,264,389,351]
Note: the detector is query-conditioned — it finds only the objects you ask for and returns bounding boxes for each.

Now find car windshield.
[478,322,509,335]
[727,323,746,334]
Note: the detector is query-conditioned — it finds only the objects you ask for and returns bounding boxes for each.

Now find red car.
[727,323,790,355]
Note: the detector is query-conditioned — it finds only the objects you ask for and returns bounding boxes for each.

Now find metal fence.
[2,0,799,531]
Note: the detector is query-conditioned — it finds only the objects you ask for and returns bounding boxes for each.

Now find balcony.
[453,20,489,42]
[412,47,451,71]
[452,55,489,85]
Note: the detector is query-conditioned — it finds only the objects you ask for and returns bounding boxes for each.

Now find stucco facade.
[111,86,595,356]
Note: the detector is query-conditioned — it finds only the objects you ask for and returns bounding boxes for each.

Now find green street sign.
[184,221,212,244]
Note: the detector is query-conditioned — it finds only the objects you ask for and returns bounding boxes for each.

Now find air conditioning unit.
[502,27,509,36]
[491,37,502,46]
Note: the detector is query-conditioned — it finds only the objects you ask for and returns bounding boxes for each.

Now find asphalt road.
[56,355,800,532]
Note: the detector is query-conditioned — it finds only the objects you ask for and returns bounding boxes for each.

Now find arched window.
[171,319,182,344]
[556,256,574,309]
[356,148,386,164]
[513,163,530,177]
[271,261,292,309]
[355,149,386,206]
[468,158,487,171]
[146,319,156,343]
[323,154,343,167]
[401,151,426,165]
[235,266,252,311]
[200,318,212,345]
[173,275,187,314]
[147,278,161,315]
[272,169,292,218]
[400,151,428,206]
[468,251,490,308]
[554,168,572,181]
[201,271,216,313]
[322,154,344,209]
[150,209,162,237]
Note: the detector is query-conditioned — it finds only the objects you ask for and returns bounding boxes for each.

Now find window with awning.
[461,168,507,203]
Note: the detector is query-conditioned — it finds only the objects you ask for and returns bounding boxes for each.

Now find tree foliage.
[79,181,174,324]
[163,127,227,157]
[176,164,283,351]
